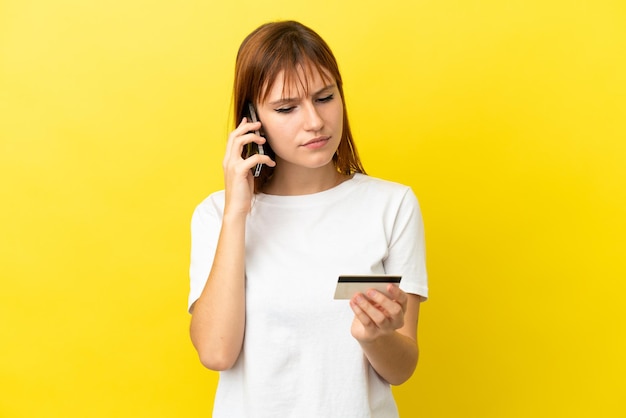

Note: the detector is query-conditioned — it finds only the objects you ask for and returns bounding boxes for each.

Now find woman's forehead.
[260,64,334,103]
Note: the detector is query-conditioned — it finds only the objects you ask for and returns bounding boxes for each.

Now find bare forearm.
[359,332,418,385]
[190,213,247,371]
[350,291,422,385]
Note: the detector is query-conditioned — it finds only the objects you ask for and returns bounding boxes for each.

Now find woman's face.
[256,67,343,172]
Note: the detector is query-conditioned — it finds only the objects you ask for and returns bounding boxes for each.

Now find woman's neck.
[261,162,351,196]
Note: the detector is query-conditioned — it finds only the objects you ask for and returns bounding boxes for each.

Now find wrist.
[222,208,249,223]
[357,330,394,347]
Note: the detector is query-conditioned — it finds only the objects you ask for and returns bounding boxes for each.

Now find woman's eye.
[275,107,294,114]
[317,94,334,103]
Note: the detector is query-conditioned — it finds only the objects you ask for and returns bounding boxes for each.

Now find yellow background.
[1,0,624,417]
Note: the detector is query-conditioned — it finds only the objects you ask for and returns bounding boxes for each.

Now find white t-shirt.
[189,173,428,417]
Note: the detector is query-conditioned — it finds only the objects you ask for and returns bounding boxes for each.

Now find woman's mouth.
[301,136,330,149]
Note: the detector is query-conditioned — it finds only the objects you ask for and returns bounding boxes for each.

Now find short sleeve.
[188,192,224,312]
[383,188,428,301]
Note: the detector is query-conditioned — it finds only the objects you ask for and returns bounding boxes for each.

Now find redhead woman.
[188,20,428,417]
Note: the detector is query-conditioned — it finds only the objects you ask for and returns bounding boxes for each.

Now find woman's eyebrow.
[313,84,335,95]
[268,97,297,106]
[268,84,336,106]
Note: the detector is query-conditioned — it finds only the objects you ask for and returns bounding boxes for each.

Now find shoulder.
[197,190,225,208]
[191,190,225,224]
[349,175,422,222]
[350,173,415,199]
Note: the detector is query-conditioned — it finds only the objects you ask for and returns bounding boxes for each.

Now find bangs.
[254,32,340,105]
[259,60,335,105]
[237,20,343,107]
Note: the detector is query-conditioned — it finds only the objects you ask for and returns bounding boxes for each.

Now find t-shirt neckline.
[255,173,364,206]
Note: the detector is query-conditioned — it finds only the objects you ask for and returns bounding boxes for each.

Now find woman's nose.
[302,102,324,132]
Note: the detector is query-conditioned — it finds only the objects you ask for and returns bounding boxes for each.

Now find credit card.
[333,275,402,299]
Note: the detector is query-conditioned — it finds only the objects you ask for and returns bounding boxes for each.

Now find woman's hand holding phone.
[222,117,275,215]
[192,115,274,371]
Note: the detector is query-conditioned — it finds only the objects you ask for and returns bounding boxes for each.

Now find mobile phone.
[333,275,402,299]
[243,103,265,177]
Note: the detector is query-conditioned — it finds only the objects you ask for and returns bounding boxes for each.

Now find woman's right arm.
[189,118,274,371]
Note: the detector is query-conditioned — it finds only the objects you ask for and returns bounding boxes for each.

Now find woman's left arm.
[350,285,421,385]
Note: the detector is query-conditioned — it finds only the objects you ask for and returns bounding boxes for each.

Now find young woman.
[188,20,428,417]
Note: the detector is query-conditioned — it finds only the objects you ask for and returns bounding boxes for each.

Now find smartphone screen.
[244,103,265,177]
